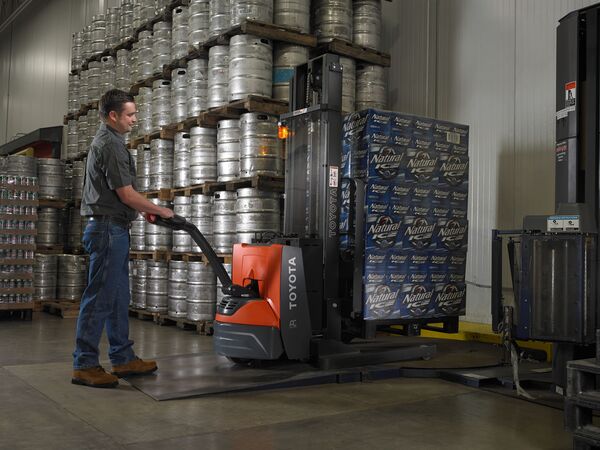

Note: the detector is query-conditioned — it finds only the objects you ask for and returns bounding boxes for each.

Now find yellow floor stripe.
[399,321,553,362]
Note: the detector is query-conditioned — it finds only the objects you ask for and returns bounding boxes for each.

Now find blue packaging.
[436,218,469,252]
[433,282,467,317]
[365,213,403,250]
[399,215,438,250]
[403,147,439,185]
[439,153,469,190]
[363,283,401,320]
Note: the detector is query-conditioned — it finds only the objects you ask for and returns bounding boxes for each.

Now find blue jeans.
[73,219,136,369]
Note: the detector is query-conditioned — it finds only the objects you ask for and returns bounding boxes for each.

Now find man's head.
[99,89,137,134]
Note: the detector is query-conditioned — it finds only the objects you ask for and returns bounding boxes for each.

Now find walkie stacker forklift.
[151,54,435,369]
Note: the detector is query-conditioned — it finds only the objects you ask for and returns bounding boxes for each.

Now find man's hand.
[160,207,174,219]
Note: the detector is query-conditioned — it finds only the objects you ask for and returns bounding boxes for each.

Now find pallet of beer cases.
[340,109,469,321]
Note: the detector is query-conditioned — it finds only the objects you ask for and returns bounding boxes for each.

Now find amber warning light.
[278,123,289,140]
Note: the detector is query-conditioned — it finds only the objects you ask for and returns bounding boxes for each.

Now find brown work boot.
[111,357,158,378]
[72,366,119,388]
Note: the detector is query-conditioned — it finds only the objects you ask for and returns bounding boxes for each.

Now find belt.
[88,215,131,228]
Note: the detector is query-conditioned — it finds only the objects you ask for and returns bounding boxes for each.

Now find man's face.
[109,101,137,134]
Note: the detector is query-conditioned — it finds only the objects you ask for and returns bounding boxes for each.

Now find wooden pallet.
[196,96,289,127]
[313,38,391,67]
[42,300,80,319]
[171,174,284,196]
[128,307,162,322]
[129,250,232,264]
[129,73,167,96]
[202,20,317,49]
[129,127,176,148]
[35,244,65,254]
[0,302,34,320]
[38,199,68,209]
[140,188,174,201]
[157,315,214,335]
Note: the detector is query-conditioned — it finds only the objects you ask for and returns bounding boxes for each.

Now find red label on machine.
[565,81,576,107]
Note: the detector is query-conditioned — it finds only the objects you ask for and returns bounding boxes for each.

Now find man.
[72,89,174,388]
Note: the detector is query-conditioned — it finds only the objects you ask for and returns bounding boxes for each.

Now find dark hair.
[99,89,135,120]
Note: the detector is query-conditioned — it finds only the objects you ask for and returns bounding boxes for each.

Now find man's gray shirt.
[80,123,138,222]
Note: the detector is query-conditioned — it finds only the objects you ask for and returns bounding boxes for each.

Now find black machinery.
[152,54,435,368]
[492,4,600,390]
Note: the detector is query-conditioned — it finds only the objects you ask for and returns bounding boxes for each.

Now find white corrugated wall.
[0,0,119,146]
[383,0,597,323]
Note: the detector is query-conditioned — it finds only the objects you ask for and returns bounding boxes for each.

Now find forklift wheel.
[226,357,253,365]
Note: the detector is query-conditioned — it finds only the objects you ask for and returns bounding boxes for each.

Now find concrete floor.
[0,313,572,450]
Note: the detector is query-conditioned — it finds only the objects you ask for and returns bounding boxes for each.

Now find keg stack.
[35,158,67,253]
[62,0,390,327]
[0,168,38,314]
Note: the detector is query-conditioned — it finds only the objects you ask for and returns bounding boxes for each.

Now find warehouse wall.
[384,0,597,323]
[0,0,119,146]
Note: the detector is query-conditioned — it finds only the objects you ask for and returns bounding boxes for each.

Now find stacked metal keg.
[136,143,151,191]
[172,196,192,251]
[105,7,121,48]
[37,158,65,200]
[79,70,89,107]
[149,139,174,190]
[213,191,237,253]
[173,132,191,188]
[71,32,84,71]
[119,0,134,41]
[57,255,88,301]
[146,260,169,313]
[216,119,240,181]
[235,188,280,243]
[209,0,231,37]
[131,259,147,308]
[216,262,232,307]
[82,25,92,61]
[229,34,273,100]
[168,260,188,318]
[186,262,216,321]
[136,87,153,136]
[6,155,36,177]
[231,0,273,26]
[87,61,102,102]
[91,14,107,55]
[139,0,156,25]
[155,0,171,15]
[68,74,80,114]
[340,56,356,114]
[145,198,173,250]
[36,208,60,246]
[190,194,213,250]
[100,55,116,94]
[71,160,85,201]
[272,44,309,101]
[131,215,146,251]
[171,68,188,124]
[152,21,172,73]
[77,116,88,157]
[353,0,381,50]
[137,30,154,81]
[115,49,131,91]
[239,112,281,177]
[34,254,57,301]
[87,109,100,147]
[187,58,208,118]
[152,79,171,131]
[171,5,190,60]
[207,45,230,108]
[64,164,73,202]
[274,0,310,32]
[312,0,352,42]
[189,0,210,47]
[355,63,387,111]
[66,121,78,159]
[67,208,84,252]
[190,126,217,184]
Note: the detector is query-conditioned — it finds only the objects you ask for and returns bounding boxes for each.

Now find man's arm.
[115,185,174,218]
